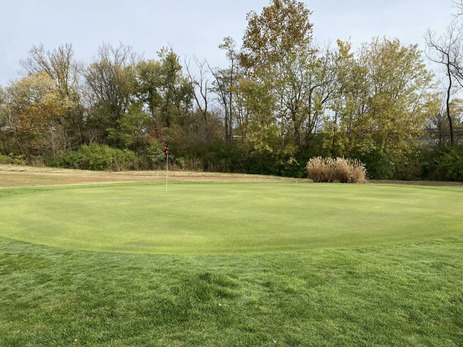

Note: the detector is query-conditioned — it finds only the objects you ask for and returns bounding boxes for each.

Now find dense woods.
[1,0,463,180]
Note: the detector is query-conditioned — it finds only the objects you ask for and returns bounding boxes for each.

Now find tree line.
[1,0,463,180]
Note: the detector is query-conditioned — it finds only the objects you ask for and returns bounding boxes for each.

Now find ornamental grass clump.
[306,157,336,182]
[307,157,367,183]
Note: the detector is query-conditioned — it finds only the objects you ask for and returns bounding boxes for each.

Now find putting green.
[0,182,462,254]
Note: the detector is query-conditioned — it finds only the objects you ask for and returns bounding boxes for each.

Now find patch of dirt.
[0,164,303,188]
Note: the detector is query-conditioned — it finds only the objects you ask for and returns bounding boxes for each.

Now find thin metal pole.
[166,153,168,192]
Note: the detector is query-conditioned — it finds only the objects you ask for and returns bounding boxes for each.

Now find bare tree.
[210,37,238,142]
[426,22,463,145]
[21,44,80,101]
[454,0,463,17]
[185,57,211,138]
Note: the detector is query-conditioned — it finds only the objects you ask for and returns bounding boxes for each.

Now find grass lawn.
[0,180,462,345]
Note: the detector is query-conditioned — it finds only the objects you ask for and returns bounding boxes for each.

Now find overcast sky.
[0,0,457,86]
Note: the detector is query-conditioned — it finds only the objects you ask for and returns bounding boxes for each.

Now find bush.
[425,145,463,182]
[142,140,167,169]
[52,144,136,171]
[172,156,202,171]
[352,147,394,179]
[277,158,307,178]
[392,147,426,181]
[307,157,367,183]
[0,153,27,165]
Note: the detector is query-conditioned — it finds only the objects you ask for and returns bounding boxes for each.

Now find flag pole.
[164,144,169,192]
[163,144,169,192]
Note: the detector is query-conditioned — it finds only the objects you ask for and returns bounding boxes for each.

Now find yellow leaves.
[242,0,313,70]
[336,40,353,59]
[5,72,71,155]
[12,72,62,112]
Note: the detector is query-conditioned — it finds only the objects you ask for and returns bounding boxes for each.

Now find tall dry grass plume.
[307,157,367,183]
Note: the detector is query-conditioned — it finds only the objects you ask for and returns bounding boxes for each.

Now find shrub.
[0,153,13,164]
[144,140,167,169]
[0,153,27,165]
[172,156,202,171]
[52,144,136,171]
[352,147,394,179]
[392,147,426,181]
[277,159,307,178]
[307,157,367,183]
[425,145,463,182]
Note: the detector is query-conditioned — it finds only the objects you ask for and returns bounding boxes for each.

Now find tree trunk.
[446,61,455,146]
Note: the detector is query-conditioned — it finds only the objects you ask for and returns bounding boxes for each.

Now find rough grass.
[0,164,301,188]
[0,237,462,346]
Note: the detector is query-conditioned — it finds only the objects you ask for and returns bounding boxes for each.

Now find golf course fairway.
[1,182,462,254]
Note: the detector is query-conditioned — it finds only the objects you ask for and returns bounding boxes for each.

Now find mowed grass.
[0,182,462,254]
[1,237,462,346]
[0,181,462,346]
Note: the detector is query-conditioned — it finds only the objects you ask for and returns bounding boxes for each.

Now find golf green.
[1,182,462,254]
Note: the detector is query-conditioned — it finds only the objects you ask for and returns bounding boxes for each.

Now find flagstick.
[166,152,168,192]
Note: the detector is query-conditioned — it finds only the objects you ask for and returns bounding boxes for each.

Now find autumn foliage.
[0,0,462,181]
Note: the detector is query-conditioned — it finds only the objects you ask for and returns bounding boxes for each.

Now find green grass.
[0,182,462,254]
[0,182,462,346]
[1,237,462,346]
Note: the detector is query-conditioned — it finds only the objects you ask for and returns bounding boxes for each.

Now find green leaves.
[326,37,438,158]
[238,0,329,161]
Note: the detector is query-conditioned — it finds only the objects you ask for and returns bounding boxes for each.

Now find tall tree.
[429,97,463,144]
[136,48,193,141]
[240,0,313,73]
[454,0,463,16]
[136,59,163,139]
[332,37,437,154]
[211,37,239,141]
[185,57,212,140]
[22,44,79,100]
[21,44,84,149]
[156,47,193,129]
[84,43,138,146]
[4,72,69,159]
[363,38,434,149]
[325,40,370,156]
[238,0,332,160]
[426,22,463,145]
[0,86,10,154]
